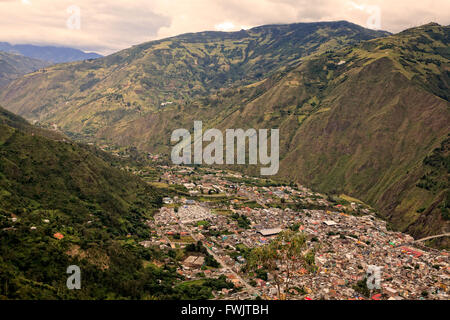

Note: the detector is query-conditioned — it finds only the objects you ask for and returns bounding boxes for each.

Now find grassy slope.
[0,106,182,299]
[216,23,450,243]
[108,23,449,243]
[0,51,48,87]
[0,21,389,138]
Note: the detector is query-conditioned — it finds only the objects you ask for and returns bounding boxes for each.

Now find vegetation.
[231,213,251,229]
[174,276,235,299]
[0,108,205,299]
[416,137,449,221]
[0,51,48,87]
[246,231,316,299]
[0,21,388,149]
[353,278,371,298]
[0,22,448,250]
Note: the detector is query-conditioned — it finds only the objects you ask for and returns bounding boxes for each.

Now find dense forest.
[0,106,232,299]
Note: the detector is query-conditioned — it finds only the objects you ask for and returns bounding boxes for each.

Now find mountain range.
[0,21,448,245]
[0,42,102,64]
[0,21,389,130]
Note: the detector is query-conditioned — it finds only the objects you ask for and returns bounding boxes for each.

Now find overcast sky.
[0,0,448,55]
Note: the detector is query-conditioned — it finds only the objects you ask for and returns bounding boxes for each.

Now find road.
[239,189,268,209]
[395,233,450,248]
[414,233,450,243]
[167,206,261,296]
[182,222,261,297]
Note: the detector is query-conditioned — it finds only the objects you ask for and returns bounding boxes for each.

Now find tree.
[353,278,371,298]
[247,231,316,300]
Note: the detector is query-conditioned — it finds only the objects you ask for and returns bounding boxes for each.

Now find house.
[189,190,200,196]
[258,228,282,236]
[183,256,205,268]
[384,287,398,297]
[53,232,64,240]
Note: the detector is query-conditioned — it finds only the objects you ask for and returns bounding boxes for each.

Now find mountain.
[0,106,182,299]
[0,51,48,87]
[0,21,389,136]
[268,23,449,244]
[90,23,449,244]
[166,22,448,244]
[0,22,448,244]
[0,42,102,64]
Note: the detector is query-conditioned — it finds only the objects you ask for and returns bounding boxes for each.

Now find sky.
[0,0,448,55]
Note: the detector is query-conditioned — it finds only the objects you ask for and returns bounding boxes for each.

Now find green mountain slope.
[0,106,187,299]
[96,23,449,244]
[0,51,48,87]
[0,21,389,137]
[212,23,450,243]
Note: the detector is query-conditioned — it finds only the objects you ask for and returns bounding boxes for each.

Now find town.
[117,154,449,301]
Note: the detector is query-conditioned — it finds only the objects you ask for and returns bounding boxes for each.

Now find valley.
[119,156,450,300]
[0,22,446,243]
[0,18,449,301]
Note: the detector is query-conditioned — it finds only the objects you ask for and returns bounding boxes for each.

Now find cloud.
[0,0,448,55]
[214,22,236,32]
[214,22,252,32]
[0,0,171,54]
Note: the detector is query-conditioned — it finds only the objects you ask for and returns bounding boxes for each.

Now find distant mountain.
[0,42,102,63]
[0,21,389,133]
[0,51,48,87]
